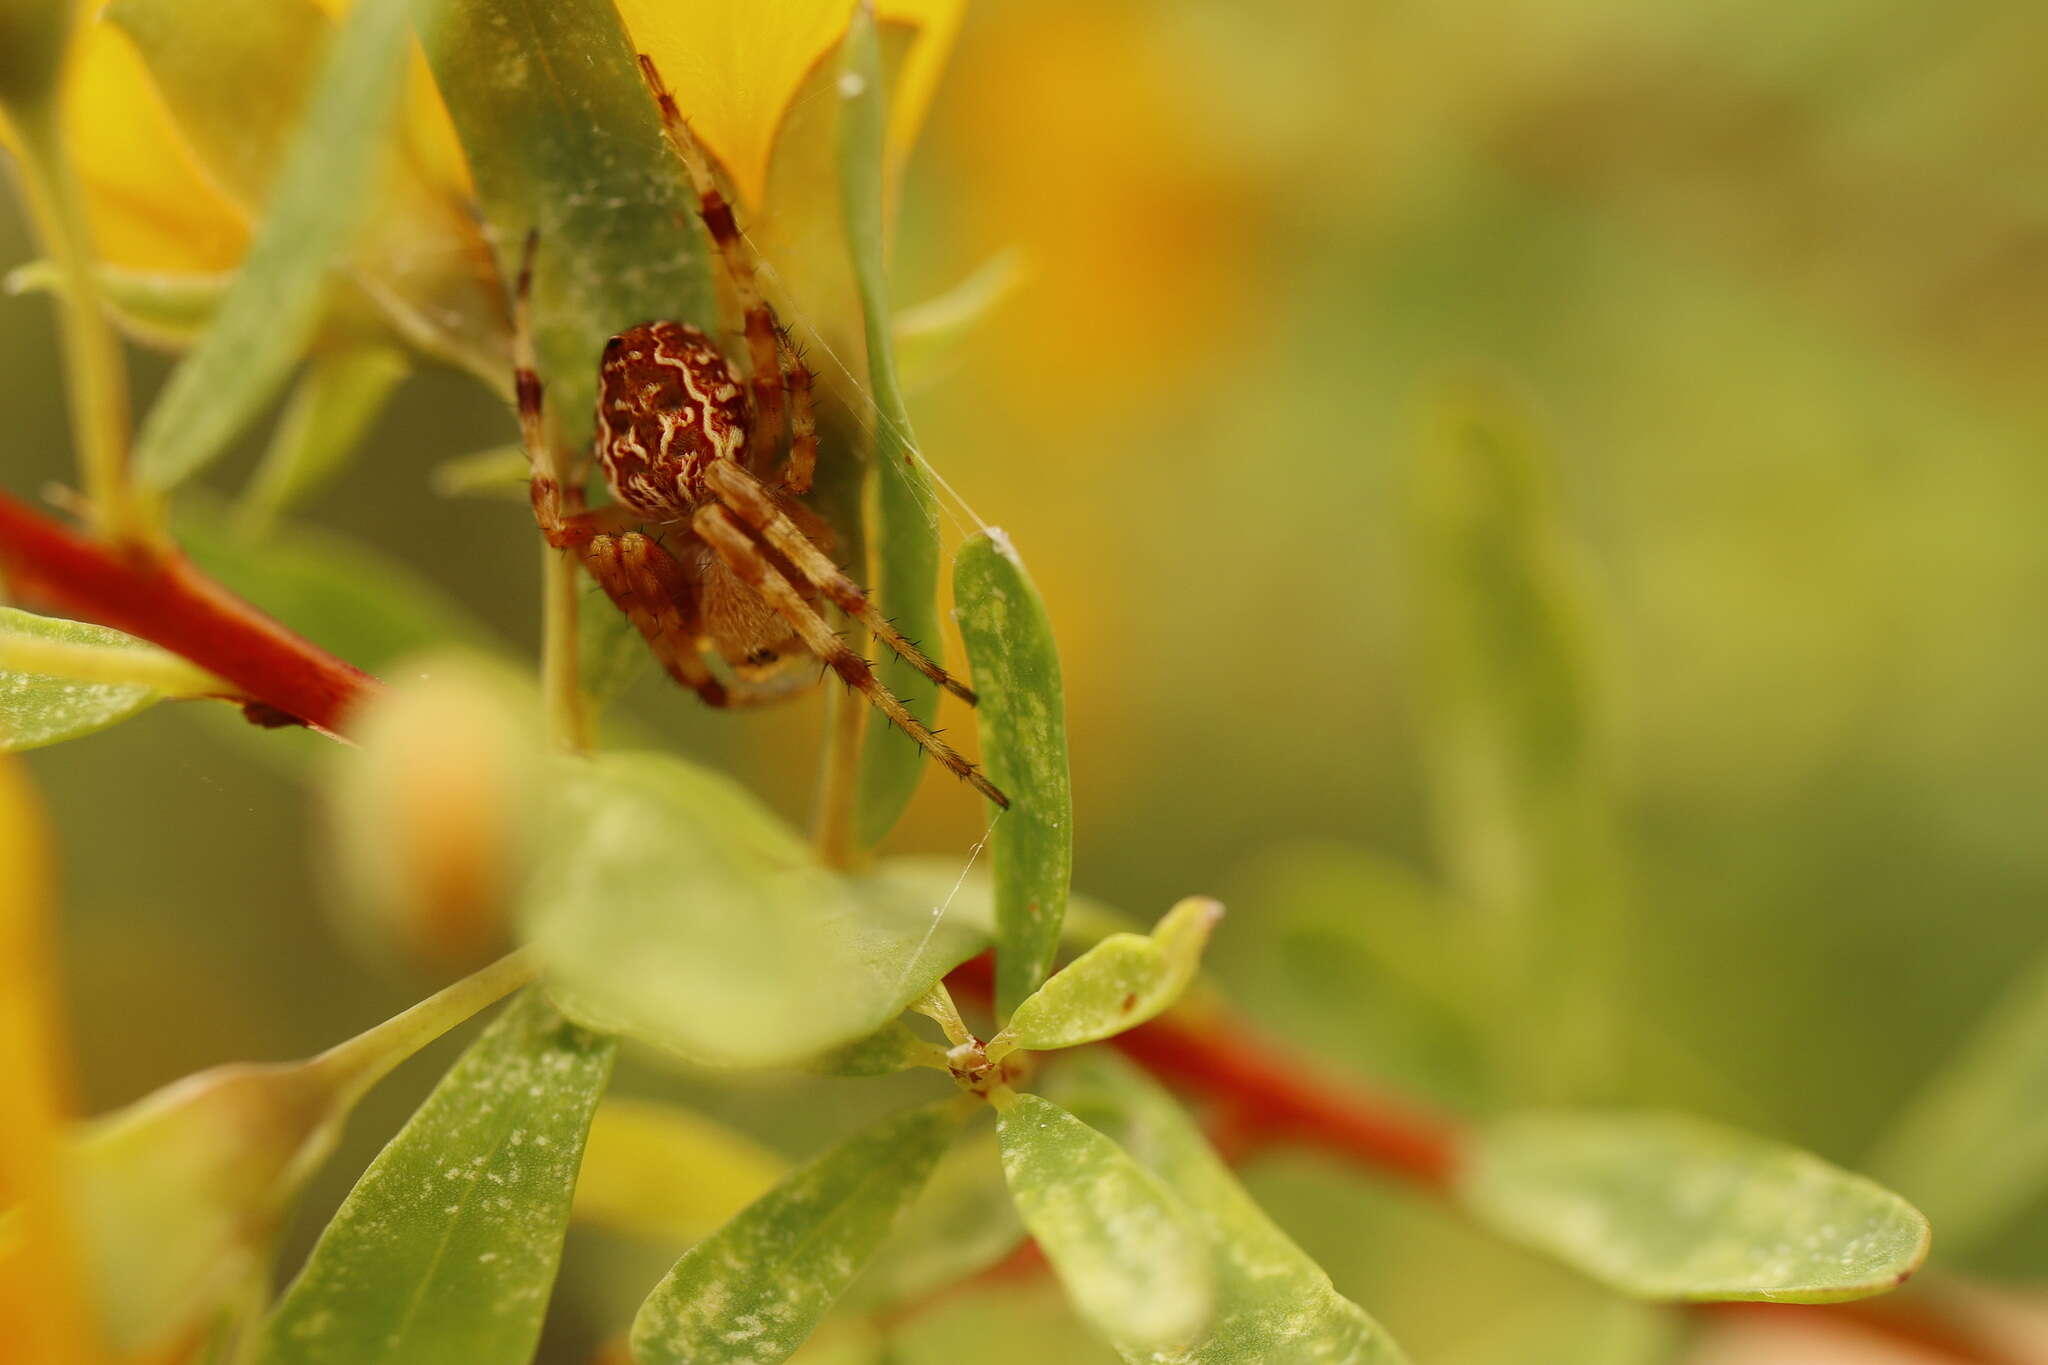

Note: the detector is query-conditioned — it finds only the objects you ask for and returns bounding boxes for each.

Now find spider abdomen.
[594,320,750,515]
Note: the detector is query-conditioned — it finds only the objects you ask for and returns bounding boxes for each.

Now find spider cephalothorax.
[510,56,1006,809]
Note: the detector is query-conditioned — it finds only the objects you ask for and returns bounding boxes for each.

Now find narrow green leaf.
[808,1018,950,1077]
[5,260,232,351]
[990,899,1220,1060]
[847,1126,1025,1311]
[841,2,949,847]
[420,0,710,440]
[1868,950,2048,1254]
[995,1092,1215,1354]
[1410,381,1622,1101]
[1053,1055,1413,1364]
[0,608,216,750]
[895,250,1026,395]
[132,0,424,491]
[104,0,329,209]
[1457,1110,1930,1304]
[430,444,531,501]
[253,989,615,1365]
[521,751,995,1069]
[955,530,1073,1019]
[633,1100,964,1365]
[239,344,410,530]
[572,1098,785,1247]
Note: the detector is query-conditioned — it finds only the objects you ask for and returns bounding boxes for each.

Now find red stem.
[0,491,380,733]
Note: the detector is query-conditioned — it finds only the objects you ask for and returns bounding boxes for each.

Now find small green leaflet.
[239,344,410,530]
[4,260,233,351]
[130,0,426,491]
[252,990,615,1364]
[989,898,1221,1060]
[996,1092,1215,1355]
[1055,1055,1413,1365]
[955,530,1074,1019]
[846,1125,1025,1312]
[1457,1110,1930,1304]
[840,1,950,848]
[632,1100,964,1365]
[0,608,216,751]
[520,752,994,1069]
[1868,949,2048,1254]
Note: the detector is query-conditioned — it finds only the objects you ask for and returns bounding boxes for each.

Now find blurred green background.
[6,0,2048,1359]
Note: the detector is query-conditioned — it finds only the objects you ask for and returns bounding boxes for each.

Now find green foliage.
[956,530,1073,1018]
[989,898,1219,1059]
[128,0,424,491]
[0,607,198,749]
[632,1101,963,1365]
[420,0,710,439]
[520,751,993,1068]
[238,344,410,530]
[841,3,949,847]
[253,990,615,1364]
[1458,1110,1930,1303]
[3,259,233,350]
[1055,1055,1412,1364]
[996,1092,1216,1355]
[1868,950,2048,1256]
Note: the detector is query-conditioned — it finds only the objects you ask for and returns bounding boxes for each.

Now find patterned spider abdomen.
[594,320,750,515]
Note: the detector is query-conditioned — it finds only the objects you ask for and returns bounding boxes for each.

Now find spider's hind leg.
[582,532,728,708]
[692,503,1008,808]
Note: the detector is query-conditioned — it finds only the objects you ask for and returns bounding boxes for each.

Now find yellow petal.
[59,22,246,273]
[0,759,101,1363]
[617,0,956,210]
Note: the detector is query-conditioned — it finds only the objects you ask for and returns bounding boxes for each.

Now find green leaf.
[0,608,190,750]
[807,1018,950,1077]
[632,1100,964,1365]
[895,250,1027,396]
[239,344,410,531]
[131,0,424,492]
[846,1125,1026,1312]
[955,530,1073,1019]
[253,989,615,1365]
[995,1092,1214,1354]
[521,751,994,1069]
[420,0,711,441]
[1410,381,1622,1101]
[5,260,233,351]
[40,954,531,1357]
[1867,950,2048,1254]
[1053,1055,1413,1364]
[430,444,531,500]
[1457,1110,1930,1304]
[842,3,949,847]
[990,898,1221,1060]
[572,1098,785,1247]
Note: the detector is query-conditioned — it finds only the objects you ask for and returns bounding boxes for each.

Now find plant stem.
[813,622,869,867]
[5,105,154,547]
[310,948,537,1100]
[0,490,379,731]
[541,543,591,752]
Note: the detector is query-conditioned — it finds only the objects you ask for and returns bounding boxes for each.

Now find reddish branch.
[0,491,380,733]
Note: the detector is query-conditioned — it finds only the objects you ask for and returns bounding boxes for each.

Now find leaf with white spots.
[631,1099,965,1365]
[1053,1055,1413,1364]
[955,529,1074,1020]
[996,1092,1215,1356]
[1457,1110,1930,1304]
[251,989,616,1364]
[988,898,1222,1061]
[0,607,224,751]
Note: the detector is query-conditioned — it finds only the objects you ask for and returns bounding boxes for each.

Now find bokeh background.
[6,0,2048,1359]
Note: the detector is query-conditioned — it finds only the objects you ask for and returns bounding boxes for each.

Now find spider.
[511,55,1006,809]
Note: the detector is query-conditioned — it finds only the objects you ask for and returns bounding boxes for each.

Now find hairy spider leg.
[693,503,1009,808]
[703,461,976,703]
[639,52,818,496]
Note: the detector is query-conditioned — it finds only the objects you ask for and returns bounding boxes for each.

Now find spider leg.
[583,531,728,707]
[637,55,798,478]
[693,503,1008,808]
[703,461,976,703]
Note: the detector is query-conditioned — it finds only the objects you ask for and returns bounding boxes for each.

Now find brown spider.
[511,55,1006,809]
